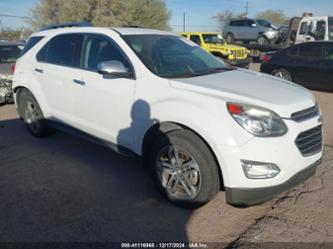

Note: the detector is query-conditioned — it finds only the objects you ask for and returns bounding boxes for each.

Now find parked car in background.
[260,41,333,91]
[223,18,281,45]
[179,32,251,68]
[0,42,22,78]
[0,42,23,104]
[13,25,323,208]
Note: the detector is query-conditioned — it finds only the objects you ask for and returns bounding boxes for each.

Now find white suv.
[13,25,323,208]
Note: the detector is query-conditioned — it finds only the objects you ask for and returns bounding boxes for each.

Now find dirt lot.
[0,65,332,248]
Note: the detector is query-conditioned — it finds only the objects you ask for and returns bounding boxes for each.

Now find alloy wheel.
[155,145,201,200]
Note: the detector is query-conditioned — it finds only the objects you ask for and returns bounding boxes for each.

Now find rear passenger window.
[37,34,83,67]
[81,34,130,71]
[190,35,201,45]
[299,43,321,57]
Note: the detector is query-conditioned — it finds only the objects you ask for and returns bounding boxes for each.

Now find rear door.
[292,42,323,88]
[34,34,84,123]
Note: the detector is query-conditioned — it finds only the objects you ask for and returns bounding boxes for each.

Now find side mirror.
[97,60,133,78]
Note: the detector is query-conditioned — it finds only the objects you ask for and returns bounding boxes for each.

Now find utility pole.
[245,1,249,17]
[183,12,186,32]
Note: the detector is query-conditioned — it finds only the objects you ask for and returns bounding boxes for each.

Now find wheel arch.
[142,121,225,190]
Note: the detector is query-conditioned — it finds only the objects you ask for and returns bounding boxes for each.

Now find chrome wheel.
[23,101,41,133]
[274,69,292,81]
[155,145,201,200]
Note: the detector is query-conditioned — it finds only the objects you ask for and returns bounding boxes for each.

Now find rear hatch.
[0,44,21,76]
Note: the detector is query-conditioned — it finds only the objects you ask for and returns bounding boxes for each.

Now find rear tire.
[226,33,234,44]
[148,129,220,209]
[273,68,293,82]
[18,89,53,137]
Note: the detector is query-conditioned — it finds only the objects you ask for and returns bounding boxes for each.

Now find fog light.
[241,160,280,179]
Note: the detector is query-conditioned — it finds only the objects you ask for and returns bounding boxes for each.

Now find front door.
[71,34,136,148]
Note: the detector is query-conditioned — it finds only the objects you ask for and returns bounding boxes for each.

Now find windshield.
[256,19,271,27]
[123,35,231,78]
[329,17,333,40]
[0,45,21,63]
[202,34,225,44]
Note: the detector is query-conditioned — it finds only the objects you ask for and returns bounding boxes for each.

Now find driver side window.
[81,34,130,71]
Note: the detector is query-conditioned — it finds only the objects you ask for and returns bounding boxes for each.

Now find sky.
[0,0,332,31]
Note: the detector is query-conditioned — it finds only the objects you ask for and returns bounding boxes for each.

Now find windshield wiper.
[160,72,201,78]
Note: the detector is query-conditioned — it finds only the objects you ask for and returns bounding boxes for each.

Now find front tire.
[18,89,52,137]
[257,35,269,45]
[148,129,220,209]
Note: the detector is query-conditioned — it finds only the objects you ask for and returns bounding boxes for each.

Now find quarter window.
[20,36,44,57]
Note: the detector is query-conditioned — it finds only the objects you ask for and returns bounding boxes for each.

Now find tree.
[213,10,246,31]
[29,0,170,31]
[255,9,289,25]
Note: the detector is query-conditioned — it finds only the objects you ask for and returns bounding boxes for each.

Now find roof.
[32,26,176,37]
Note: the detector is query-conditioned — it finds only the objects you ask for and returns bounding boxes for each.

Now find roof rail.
[40,21,92,31]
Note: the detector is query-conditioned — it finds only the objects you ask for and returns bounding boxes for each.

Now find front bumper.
[225,159,321,206]
[225,57,252,68]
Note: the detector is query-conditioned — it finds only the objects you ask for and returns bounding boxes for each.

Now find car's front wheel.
[148,129,220,209]
[257,35,269,45]
[18,89,52,137]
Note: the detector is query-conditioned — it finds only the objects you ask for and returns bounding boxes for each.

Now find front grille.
[295,125,323,156]
[291,105,320,122]
[231,50,245,58]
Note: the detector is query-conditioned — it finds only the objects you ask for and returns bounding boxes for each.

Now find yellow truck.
[179,32,251,68]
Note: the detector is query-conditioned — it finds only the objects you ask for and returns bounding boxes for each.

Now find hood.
[169,69,316,117]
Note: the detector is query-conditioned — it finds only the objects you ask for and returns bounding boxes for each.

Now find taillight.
[262,54,271,63]
[11,63,16,74]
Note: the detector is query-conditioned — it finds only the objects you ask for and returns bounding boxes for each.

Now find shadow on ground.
[0,117,192,242]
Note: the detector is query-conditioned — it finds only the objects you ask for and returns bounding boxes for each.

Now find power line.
[245,1,248,16]
[0,14,30,19]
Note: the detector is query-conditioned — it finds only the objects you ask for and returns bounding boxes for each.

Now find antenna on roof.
[40,21,92,31]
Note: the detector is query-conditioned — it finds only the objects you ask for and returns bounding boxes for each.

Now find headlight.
[227,103,288,137]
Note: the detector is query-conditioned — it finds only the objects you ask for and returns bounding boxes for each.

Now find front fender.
[132,99,253,155]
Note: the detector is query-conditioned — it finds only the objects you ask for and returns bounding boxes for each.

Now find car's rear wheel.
[226,33,234,44]
[148,129,220,209]
[274,68,293,82]
[18,90,52,137]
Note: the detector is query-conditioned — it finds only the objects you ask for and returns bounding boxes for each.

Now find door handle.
[35,68,44,73]
[73,79,86,85]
